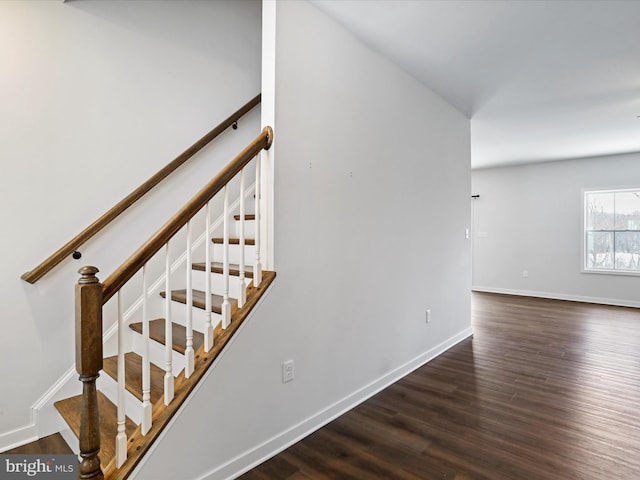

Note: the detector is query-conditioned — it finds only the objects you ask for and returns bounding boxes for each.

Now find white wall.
[472,153,640,306]
[135,1,471,478]
[0,0,261,448]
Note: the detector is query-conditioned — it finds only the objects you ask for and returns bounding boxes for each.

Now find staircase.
[53,219,275,477]
[25,121,275,479]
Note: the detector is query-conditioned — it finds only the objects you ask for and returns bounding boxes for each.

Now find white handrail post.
[204,201,214,351]
[238,168,247,308]
[222,185,231,329]
[115,291,127,467]
[164,242,174,405]
[141,265,152,435]
[185,221,195,377]
[254,152,262,286]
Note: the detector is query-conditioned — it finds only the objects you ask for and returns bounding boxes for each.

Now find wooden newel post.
[75,266,104,480]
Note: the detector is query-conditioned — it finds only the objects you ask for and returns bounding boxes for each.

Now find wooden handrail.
[101,126,273,304]
[21,94,261,284]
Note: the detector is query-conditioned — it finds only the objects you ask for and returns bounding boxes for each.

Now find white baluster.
[185,221,195,377]
[204,201,214,351]
[222,185,231,329]
[115,291,127,467]
[238,168,246,308]
[141,265,152,435]
[164,242,174,405]
[254,152,262,286]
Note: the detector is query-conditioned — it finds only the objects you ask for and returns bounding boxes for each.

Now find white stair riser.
[97,372,144,425]
[190,270,251,300]
[130,331,185,377]
[102,324,134,360]
[212,243,256,267]
[234,220,256,238]
[164,303,221,333]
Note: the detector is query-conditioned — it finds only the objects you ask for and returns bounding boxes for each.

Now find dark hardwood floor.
[240,292,640,479]
[2,433,72,455]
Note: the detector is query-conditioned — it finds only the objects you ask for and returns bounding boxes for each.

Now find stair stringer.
[31,183,257,443]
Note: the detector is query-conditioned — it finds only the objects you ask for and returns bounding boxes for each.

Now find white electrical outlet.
[426,309,431,323]
[283,360,294,383]
[522,270,529,278]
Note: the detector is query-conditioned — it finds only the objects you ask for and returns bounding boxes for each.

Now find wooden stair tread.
[103,352,165,405]
[192,262,254,278]
[129,319,204,355]
[160,289,237,314]
[233,213,256,221]
[54,390,136,471]
[212,237,255,245]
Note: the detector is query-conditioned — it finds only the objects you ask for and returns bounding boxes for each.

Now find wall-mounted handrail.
[21,94,261,285]
[101,126,273,304]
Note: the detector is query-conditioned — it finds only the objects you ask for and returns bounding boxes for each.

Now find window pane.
[614,232,640,271]
[586,193,614,230]
[586,232,613,269]
[586,231,613,269]
[614,191,640,231]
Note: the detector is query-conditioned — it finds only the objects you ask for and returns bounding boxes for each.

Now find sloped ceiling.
[311,0,640,168]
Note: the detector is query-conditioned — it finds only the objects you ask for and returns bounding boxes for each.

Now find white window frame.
[582,187,640,276]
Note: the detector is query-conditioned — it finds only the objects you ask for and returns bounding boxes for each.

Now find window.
[584,188,640,273]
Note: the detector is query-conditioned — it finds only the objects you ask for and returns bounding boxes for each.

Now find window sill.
[581,268,640,277]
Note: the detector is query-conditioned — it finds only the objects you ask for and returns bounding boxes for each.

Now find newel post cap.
[78,266,100,284]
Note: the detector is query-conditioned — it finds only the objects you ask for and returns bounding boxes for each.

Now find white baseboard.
[472,286,640,309]
[198,326,473,480]
[0,424,38,453]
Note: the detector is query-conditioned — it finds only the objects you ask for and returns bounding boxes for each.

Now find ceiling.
[310,0,640,169]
